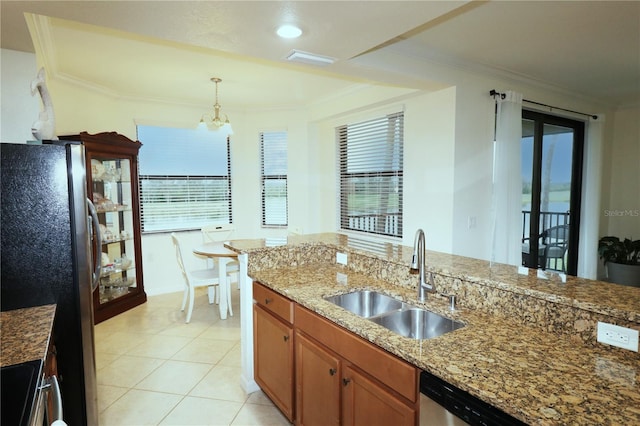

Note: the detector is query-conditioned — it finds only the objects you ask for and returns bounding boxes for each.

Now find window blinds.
[137,126,232,232]
[338,112,403,238]
[260,131,288,227]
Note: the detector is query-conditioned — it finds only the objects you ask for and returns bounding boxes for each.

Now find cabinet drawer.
[295,305,418,403]
[253,282,294,324]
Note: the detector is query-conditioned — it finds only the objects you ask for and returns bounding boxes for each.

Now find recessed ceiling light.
[277,24,302,39]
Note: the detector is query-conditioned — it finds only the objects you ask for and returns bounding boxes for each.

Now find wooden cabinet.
[252,281,419,425]
[295,305,418,426]
[60,132,146,323]
[342,365,416,426]
[253,282,294,421]
[295,332,341,426]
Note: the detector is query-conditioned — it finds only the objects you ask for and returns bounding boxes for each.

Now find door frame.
[522,109,585,276]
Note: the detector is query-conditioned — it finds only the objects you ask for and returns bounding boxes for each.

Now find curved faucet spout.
[411,229,434,301]
[410,229,422,271]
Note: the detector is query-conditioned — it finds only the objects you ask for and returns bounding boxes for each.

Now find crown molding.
[386,41,616,111]
[24,13,58,74]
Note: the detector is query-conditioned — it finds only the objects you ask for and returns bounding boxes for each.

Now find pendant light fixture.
[199,77,232,134]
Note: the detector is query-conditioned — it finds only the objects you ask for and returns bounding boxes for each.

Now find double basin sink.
[324,290,464,340]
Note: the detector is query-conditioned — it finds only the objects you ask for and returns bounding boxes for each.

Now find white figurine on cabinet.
[30,67,58,141]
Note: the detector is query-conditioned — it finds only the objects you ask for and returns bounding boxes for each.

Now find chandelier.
[199,77,232,133]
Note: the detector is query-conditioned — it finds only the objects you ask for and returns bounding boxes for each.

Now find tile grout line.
[96,289,272,425]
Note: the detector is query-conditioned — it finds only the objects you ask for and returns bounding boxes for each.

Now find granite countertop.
[251,264,640,426]
[0,304,56,367]
[228,233,640,426]
[228,233,639,323]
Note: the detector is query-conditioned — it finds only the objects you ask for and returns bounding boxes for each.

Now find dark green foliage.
[598,236,640,265]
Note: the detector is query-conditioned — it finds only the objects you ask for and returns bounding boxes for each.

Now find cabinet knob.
[329,368,337,376]
[342,378,351,386]
[283,335,289,342]
[265,298,272,304]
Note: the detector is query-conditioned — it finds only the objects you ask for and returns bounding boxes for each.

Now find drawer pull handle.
[342,378,351,386]
[283,335,289,342]
[329,368,336,376]
[265,298,272,304]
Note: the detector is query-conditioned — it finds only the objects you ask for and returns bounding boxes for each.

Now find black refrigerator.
[1,141,100,425]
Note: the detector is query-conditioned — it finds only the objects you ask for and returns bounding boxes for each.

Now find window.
[338,112,404,238]
[260,131,288,227]
[137,125,231,232]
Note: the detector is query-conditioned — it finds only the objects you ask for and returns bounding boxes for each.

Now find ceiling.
[1,1,639,111]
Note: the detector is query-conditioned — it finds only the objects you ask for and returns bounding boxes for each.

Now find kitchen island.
[227,233,640,425]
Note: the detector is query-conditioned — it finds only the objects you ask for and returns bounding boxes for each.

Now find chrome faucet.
[410,229,435,301]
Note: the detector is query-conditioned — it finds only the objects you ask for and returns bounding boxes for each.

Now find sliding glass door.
[521,110,584,275]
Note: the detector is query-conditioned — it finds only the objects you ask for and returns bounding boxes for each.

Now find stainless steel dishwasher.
[420,370,528,426]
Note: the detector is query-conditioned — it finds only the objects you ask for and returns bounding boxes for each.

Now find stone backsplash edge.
[246,243,639,347]
[341,246,640,347]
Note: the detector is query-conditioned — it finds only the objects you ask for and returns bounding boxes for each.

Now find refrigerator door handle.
[87,198,102,292]
[42,374,65,424]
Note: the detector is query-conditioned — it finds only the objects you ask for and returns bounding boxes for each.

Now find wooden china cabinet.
[60,132,147,323]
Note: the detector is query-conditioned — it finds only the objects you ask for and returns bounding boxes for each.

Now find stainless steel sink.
[370,308,464,340]
[324,290,404,318]
[324,290,464,339]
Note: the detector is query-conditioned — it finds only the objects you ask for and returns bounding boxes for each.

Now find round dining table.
[192,242,239,320]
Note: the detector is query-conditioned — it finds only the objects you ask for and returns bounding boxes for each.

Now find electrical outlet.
[336,252,348,265]
[597,322,639,352]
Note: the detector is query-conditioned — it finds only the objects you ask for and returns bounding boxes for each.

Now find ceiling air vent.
[285,49,335,66]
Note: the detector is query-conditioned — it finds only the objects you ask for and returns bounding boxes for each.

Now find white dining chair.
[171,232,232,323]
[201,224,240,288]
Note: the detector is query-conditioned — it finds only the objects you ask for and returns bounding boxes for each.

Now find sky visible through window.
[138,126,228,176]
[521,131,573,213]
[137,125,231,232]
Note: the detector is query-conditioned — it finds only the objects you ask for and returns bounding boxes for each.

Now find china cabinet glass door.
[91,157,138,304]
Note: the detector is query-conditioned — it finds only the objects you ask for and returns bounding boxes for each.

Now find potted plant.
[598,236,640,287]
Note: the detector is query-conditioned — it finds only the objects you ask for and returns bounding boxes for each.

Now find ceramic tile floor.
[95,288,291,426]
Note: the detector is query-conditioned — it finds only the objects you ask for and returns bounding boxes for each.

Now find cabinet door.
[295,331,341,426]
[254,305,294,421]
[92,156,138,303]
[342,365,416,426]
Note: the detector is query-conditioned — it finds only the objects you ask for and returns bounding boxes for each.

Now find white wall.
[603,107,640,239]
[450,82,496,259]
[402,87,457,251]
[142,230,206,296]
[357,46,617,268]
[4,48,635,295]
[1,49,40,142]
[304,85,460,252]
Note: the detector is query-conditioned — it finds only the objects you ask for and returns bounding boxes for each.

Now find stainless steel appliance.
[420,370,527,426]
[0,359,63,426]
[1,141,100,425]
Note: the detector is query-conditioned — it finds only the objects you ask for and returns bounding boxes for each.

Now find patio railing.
[344,213,401,237]
[522,210,570,272]
[521,210,570,242]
